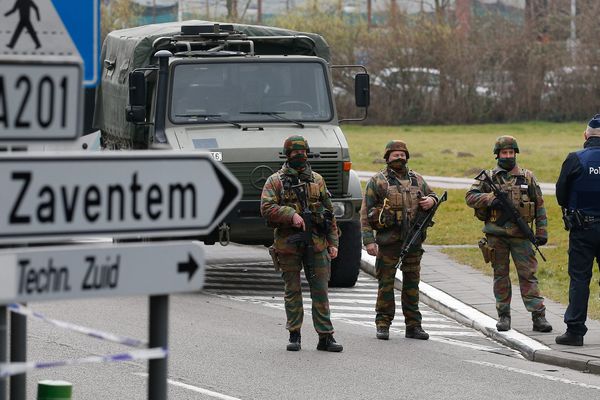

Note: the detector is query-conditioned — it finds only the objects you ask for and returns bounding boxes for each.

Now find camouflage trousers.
[375,243,423,329]
[487,234,546,317]
[279,250,333,334]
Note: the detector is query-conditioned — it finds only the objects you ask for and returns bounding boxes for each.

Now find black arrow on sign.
[178,253,198,281]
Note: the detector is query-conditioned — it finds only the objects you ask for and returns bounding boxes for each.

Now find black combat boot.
[405,326,429,340]
[496,315,511,332]
[532,314,553,332]
[317,334,343,352]
[376,326,390,340]
[286,331,301,351]
[555,331,583,346]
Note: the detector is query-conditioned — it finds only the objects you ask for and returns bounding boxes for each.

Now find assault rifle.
[475,170,546,262]
[287,181,316,281]
[395,191,448,269]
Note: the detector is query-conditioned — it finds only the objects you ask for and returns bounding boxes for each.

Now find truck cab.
[94,22,370,287]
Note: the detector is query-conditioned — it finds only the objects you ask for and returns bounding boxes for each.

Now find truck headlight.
[332,201,346,218]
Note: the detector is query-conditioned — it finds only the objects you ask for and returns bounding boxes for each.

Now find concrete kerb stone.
[533,350,591,373]
[360,250,549,361]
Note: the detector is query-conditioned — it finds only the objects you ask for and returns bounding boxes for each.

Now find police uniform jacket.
[556,136,600,216]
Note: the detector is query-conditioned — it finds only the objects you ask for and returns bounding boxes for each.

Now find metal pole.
[178,0,183,22]
[10,309,26,400]
[257,0,262,23]
[0,306,6,400]
[569,0,576,61]
[148,295,168,400]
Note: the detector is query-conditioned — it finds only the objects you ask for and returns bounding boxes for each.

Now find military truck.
[94,21,370,287]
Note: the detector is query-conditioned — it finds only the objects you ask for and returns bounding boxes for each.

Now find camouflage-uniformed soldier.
[261,135,343,352]
[466,135,552,332]
[360,140,439,341]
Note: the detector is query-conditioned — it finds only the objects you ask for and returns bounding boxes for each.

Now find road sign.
[0,241,205,304]
[0,0,84,140]
[52,0,100,87]
[0,0,80,59]
[0,151,242,244]
[0,60,82,141]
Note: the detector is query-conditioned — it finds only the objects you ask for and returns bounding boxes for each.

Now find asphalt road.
[16,244,600,399]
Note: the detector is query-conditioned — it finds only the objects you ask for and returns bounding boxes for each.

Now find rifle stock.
[395,191,448,269]
[287,183,316,280]
[475,170,546,262]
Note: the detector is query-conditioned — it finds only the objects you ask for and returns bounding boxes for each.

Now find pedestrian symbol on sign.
[4,0,41,50]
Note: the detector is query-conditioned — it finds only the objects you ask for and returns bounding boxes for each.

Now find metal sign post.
[9,311,25,400]
[0,306,5,400]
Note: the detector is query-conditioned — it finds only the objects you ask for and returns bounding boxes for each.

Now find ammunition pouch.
[474,207,488,221]
[517,201,535,223]
[478,237,495,264]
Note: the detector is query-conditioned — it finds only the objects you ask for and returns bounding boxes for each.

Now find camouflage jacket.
[465,165,548,239]
[360,167,438,246]
[260,163,339,255]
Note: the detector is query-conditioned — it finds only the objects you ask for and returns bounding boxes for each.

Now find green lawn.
[345,121,583,182]
[351,122,600,320]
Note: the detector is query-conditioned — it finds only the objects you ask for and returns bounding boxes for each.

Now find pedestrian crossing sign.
[1,0,99,86]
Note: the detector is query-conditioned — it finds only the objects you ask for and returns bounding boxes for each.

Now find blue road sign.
[52,0,100,87]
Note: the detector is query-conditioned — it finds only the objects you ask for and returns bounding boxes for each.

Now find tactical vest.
[568,147,600,216]
[378,171,421,229]
[279,173,326,226]
[488,169,536,224]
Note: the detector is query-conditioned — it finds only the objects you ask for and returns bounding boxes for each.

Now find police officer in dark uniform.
[555,114,600,346]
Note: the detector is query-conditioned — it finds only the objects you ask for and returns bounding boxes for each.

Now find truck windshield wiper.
[175,113,242,129]
[239,111,304,128]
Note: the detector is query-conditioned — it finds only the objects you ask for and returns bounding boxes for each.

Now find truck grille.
[225,162,343,199]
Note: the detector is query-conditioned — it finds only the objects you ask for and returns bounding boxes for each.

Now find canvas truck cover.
[93,20,331,146]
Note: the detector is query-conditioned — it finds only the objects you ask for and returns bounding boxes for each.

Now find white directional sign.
[0,0,83,140]
[0,151,242,244]
[0,241,205,304]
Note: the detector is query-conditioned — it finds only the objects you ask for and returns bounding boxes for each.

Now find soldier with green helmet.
[466,135,552,333]
[261,135,343,352]
[360,140,439,340]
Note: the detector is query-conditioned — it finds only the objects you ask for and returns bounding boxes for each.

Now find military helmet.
[283,135,309,156]
[383,140,410,160]
[493,135,520,155]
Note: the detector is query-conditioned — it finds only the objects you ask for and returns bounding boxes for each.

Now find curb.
[359,250,600,374]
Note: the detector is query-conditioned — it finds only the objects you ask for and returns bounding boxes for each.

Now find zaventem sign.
[0,151,242,244]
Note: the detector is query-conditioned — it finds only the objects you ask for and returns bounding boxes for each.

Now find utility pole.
[568,0,577,60]
[258,0,262,23]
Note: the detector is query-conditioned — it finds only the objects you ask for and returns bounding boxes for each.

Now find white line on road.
[463,360,600,391]
[133,373,242,399]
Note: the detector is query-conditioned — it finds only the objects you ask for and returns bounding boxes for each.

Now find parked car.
[372,67,494,98]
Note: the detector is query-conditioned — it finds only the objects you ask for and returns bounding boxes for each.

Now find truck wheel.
[329,220,361,287]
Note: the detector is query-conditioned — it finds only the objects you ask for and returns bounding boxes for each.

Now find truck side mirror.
[126,71,147,123]
[354,73,370,108]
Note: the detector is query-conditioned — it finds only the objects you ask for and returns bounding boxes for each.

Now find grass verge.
[345,121,583,183]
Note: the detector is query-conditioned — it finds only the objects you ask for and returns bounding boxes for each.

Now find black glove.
[535,236,547,246]
[490,198,503,209]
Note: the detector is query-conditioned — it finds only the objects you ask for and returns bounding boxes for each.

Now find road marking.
[463,360,600,390]
[134,373,242,399]
[205,264,505,349]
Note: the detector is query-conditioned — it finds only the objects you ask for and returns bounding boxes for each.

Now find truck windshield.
[170,61,333,124]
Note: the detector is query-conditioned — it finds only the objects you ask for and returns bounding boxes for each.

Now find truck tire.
[329,220,361,287]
